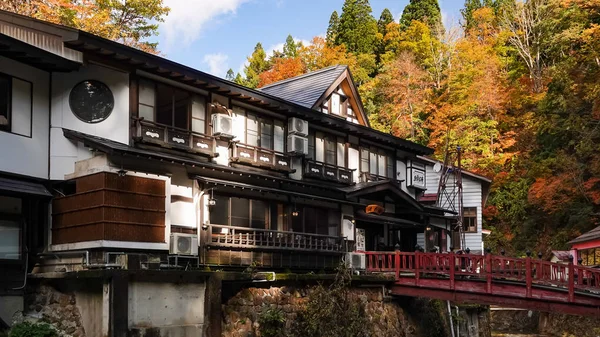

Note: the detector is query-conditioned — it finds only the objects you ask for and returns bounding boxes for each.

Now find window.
[579,248,600,266]
[462,207,477,233]
[322,88,349,117]
[209,195,273,229]
[0,196,22,260]
[307,130,346,167]
[137,78,207,132]
[232,106,285,151]
[70,80,114,124]
[361,147,393,178]
[0,73,33,137]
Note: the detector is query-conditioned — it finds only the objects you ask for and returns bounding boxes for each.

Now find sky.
[157,0,464,79]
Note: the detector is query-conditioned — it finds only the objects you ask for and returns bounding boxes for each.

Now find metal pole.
[447,300,456,337]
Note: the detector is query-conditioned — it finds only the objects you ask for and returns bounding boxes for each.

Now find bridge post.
[415,252,420,286]
[486,253,492,293]
[525,257,532,298]
[449,252,455,290]
[395,250,400,279]
[568,262,575,302]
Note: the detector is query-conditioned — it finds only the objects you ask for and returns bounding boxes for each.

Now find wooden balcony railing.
[133,118,218,157]
[303,159,355,184]
[206,224,346,253]
[231,142,293,173]
[359,172,404,187]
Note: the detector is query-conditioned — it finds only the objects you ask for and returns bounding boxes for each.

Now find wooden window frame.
[137,77,209,134]
[462,207,478,233]
[0,72,33,138]
[233,106,285,152]
[360,147,394,178]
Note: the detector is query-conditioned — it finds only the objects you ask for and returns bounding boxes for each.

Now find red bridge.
[364,251,600,317]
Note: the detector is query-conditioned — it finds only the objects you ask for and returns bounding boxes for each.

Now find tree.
[326,11,340,46]
[1,0,170,54]
[242,42,270,88]
[377,8,394,37]
[371,52,431,142]
[258,57,305,87]
[376,8,394,58]
[501,0,553,93]
[399,0,443,33]
[225,69,235,81]
[461,0,494,30]
[283,35,299,58]
[336,0,378,54]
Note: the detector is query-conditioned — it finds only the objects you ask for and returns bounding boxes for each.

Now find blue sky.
[157,0,463,78]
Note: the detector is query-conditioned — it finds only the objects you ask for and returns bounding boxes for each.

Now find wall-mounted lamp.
[426,226,432,231]
[351,219,356,224]
[201,224,209,230]
[292,200,299,217]
[117,169,127,177]
[208,188,216,206]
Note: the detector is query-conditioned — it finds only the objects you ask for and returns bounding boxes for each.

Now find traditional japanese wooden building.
[0,10,495,332]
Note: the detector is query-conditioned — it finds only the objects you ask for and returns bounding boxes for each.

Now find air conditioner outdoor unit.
[287,134,308,155]
[345,252,366,270]
[212,113,234,138]
[288,117,308,136]
[170,233,199,256]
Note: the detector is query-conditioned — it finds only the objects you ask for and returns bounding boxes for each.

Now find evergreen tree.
[283,34,298,58]
[225,68,235,81]
[462,0,509,30]
[377,8,394,35]
[326,11,340,46]
[234,73,244,85]
[399,0,443,33]
[376,8,394,59]
[336,0,378,54]
[243,43,270,88]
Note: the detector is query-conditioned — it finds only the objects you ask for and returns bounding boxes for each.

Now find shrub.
[257,306,286,337]
[9,322,58,337]
[291,263,370,337]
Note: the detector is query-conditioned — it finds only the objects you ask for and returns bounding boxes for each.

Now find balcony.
[205,224,346,253]
[133,118,218,157]
[231,142,293,173]
[303,159,354,185]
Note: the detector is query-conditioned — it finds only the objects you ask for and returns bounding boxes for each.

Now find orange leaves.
[258,57,305,88]
[584,178,600,205]
[528,174,578,213]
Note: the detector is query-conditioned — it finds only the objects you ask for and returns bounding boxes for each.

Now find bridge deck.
[364,252,600,317]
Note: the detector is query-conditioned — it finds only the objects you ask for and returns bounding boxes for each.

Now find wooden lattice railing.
[364,251,600,301]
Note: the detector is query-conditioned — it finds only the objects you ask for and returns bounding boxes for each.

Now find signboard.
[365,204,384,215]
[407,160,426,189]
[356,228,366,251]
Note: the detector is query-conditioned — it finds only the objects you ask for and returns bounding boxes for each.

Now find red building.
[569,226,600,267]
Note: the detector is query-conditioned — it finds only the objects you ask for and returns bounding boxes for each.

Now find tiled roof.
[552,250,572,261]
[569,226,600,245]
[258,65,347,109]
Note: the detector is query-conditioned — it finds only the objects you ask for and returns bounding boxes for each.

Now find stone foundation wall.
[490,309,539,334]
[539,312,600,337]
[22,283,86,337]
[222,286,422,337]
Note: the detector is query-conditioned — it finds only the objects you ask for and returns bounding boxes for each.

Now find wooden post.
[525,257,532,298]
[486,253,492,293]
[449,252,455,290]
[395,250,400,279]
[568,262,575,302]
[415,252,420,286]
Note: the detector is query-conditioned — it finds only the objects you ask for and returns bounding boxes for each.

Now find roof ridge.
[259,64,346,89]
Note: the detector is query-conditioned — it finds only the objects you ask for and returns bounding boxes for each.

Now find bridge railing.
[364,251,600,301]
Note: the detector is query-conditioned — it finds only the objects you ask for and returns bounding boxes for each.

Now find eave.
[64,32,433,156]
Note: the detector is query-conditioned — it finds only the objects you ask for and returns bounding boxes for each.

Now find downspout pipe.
[447,300,456,337]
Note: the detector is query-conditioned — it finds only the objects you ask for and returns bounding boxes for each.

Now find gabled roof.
[339,180,423,211]
[259,65,346,108]
[569,226,600,245]
[259,65,370,127]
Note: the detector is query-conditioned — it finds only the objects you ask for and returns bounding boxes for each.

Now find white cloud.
[265,37,311,58]
[202,53,229,77]
[161,0,249,48]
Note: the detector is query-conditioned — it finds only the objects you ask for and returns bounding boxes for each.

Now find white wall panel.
[0,56,49,179]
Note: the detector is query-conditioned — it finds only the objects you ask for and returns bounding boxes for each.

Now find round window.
[69,80,114,123]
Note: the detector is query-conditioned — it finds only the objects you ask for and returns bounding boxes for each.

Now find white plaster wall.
[50,63,129,179]
[348,147,359,183]
[128,282,205,332]
[0,56,49,179]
